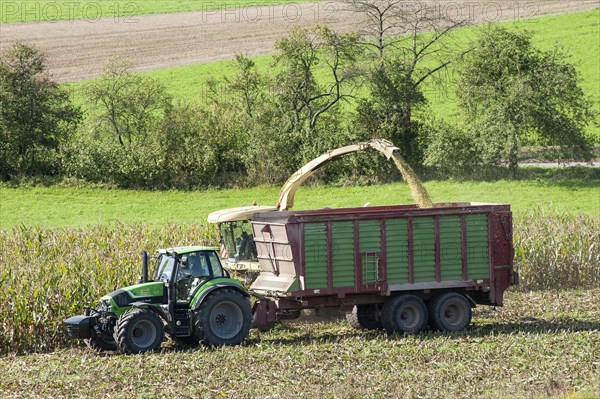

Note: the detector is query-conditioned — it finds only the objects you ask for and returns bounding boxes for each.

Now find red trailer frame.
[250,203,516,329]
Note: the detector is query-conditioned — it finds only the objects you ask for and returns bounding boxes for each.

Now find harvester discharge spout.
[276,139,433,210]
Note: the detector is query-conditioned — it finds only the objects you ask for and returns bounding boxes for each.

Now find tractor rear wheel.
[115,308,164,354]
[193,288,251,347]
[346,305,383,330]
[381,295,428,334]
[428,292,472,332]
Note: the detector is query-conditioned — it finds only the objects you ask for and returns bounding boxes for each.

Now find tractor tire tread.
[346,305,383,330]
[85,335,117,351]
[114,308,164,354]
[192,288,251,347]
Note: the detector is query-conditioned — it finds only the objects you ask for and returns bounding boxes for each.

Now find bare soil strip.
[0,1,597,82]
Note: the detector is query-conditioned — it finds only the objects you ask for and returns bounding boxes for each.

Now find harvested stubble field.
[0,290,599,398]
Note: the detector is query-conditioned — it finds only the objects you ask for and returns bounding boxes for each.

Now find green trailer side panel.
[331,221,355,288]
[359,220,381,284]
[439,216,463,281]
[466,214,490,279]
[386,218,409,284]
[359,220,381,253]
[412,217,435,282]
[303,223,328,289]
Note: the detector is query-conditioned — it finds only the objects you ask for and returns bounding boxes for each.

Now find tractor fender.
[129,302,170,323]
[190,282,249,311]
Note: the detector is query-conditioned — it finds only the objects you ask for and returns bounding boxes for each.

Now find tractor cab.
[153,247,228,302]
[208,205,278,271]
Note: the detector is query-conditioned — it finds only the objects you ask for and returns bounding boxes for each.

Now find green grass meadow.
[1,177,598,228]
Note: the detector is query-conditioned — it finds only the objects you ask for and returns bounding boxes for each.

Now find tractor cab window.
[176,252,213,301]
[219,220,258,262]
[176,252,210,281]
[155,255,175,282]
[207,251,224,278]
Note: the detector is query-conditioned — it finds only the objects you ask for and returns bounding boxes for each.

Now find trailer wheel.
[115,308,165,354]
[346,305,383,330]
[193,288,251,347]
[429,292,472,332]
[381,295,428,334]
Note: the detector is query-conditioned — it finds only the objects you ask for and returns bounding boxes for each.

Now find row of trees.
[0,0,596,187]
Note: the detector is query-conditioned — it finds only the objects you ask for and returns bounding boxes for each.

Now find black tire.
[429,292,472,332]
[381,295,428,334]
[85,334,117,351]
[193,288,251,347]
[346,305,383,330]
[115,308,165,354]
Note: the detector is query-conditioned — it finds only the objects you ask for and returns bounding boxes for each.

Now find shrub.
[0,43,80,180]
[423,119,482,176]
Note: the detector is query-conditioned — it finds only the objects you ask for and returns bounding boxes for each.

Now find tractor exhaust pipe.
[141,251,149,283]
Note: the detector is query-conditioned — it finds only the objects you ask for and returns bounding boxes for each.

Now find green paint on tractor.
[64,248,252,354]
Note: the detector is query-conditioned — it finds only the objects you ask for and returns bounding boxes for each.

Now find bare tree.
[347,0,467,163]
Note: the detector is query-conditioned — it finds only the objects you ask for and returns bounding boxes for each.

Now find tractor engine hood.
[101,281,166,311]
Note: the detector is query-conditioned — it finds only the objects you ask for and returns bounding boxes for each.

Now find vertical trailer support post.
[434,216,441,283]
[407,218,415,284]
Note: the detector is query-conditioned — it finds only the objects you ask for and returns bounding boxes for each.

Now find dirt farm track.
[0,1,598,82]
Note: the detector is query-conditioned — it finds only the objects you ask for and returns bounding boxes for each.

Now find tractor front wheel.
[193,288,251,347]
[115,308,164,354]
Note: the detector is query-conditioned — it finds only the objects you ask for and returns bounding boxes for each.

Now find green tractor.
[64,246,252,354]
